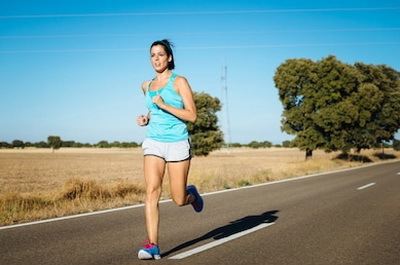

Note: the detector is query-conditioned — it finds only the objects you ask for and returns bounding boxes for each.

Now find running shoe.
[138,240,161,260]
[186,185,204,213]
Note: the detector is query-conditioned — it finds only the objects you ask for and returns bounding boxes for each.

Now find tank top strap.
[168,73,177,85]
[146,80,152,92]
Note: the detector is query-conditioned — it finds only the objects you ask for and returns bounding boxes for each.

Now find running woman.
[136,39,204,260]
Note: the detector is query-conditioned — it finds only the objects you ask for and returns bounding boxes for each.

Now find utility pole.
[221,59,231,149]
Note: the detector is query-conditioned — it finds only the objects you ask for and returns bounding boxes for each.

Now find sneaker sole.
[138,250,161,260]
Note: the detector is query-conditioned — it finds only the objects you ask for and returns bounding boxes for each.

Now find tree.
[112,141,121,148]
[47,136,62,152]
[34,141,49,148]
[393,139,400,151]
[274,55,400,157]
[282,140,293,148]
[61,141,76,148]
[273,57,325,158]
[12,139,25,149]
[247,140,272,148]
[0,142,12,148]
[187,92,224,156]
[309,56,364,153]
[353,63,400,149]
[97,140,110,148]
[122,142,139,148]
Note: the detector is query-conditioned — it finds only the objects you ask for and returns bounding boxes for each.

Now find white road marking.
[0,204,145,230]
[357,182,376,190]
[169,222,275,259]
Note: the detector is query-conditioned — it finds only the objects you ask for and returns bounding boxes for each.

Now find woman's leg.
[143,155,166,245]
[167,160,195,206]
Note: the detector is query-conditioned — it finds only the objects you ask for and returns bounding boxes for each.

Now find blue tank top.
[145,73,189,142]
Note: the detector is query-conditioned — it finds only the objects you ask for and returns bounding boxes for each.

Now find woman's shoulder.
[141,80,151,91]
[172,74,192,94]
[173,74,189,85]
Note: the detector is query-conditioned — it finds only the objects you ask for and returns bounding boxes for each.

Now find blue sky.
[1,0,399,145]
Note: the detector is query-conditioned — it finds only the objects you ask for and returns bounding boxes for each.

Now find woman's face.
[150,44,171,73]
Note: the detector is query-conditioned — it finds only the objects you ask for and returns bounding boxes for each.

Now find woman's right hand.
[137,115,149,126]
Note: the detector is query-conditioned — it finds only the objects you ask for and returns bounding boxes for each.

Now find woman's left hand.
[137,115,148,126]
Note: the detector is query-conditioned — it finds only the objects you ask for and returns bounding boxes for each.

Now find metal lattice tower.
[221,59,231,148]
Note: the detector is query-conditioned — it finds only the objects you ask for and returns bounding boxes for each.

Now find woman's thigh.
[144,155,166,190]
[167,160,191,203]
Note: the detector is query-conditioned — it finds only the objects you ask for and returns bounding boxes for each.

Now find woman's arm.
[151,76,197,123]
[137,81,151,126]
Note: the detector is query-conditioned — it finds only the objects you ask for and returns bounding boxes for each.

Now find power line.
[1,27,400,40]
[0,41,399,54]
[178,42,400,50]
[0,33,151,39]
[0,48,146,54]
[0,7,399,19]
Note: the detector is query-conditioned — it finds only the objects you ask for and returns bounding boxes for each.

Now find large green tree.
[309,56,365,153]
[274,55,400,157]
[187,92,224,156]
[352,63,400,149]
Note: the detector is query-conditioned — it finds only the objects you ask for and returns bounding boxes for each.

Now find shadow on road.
[162,210,279,258]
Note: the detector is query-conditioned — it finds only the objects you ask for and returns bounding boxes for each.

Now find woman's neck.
[154,70,172,82]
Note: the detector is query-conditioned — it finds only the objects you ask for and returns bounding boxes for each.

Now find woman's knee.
[146,185,162,199]
[172,194,188,207]
[173,199,186,207]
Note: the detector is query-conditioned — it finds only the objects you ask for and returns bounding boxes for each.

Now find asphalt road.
[1,161,399,265]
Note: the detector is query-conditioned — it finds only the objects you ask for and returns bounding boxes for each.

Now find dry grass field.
[1,147,399,226]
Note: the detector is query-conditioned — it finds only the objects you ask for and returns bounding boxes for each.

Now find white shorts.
[142,138,192,162]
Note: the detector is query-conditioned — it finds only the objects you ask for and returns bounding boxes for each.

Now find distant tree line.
[2,137,397,151]
[230,140,288,148]
[0,138,140,149]
[0,138,295,150]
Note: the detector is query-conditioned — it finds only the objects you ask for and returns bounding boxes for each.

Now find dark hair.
[150,39,175,70]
